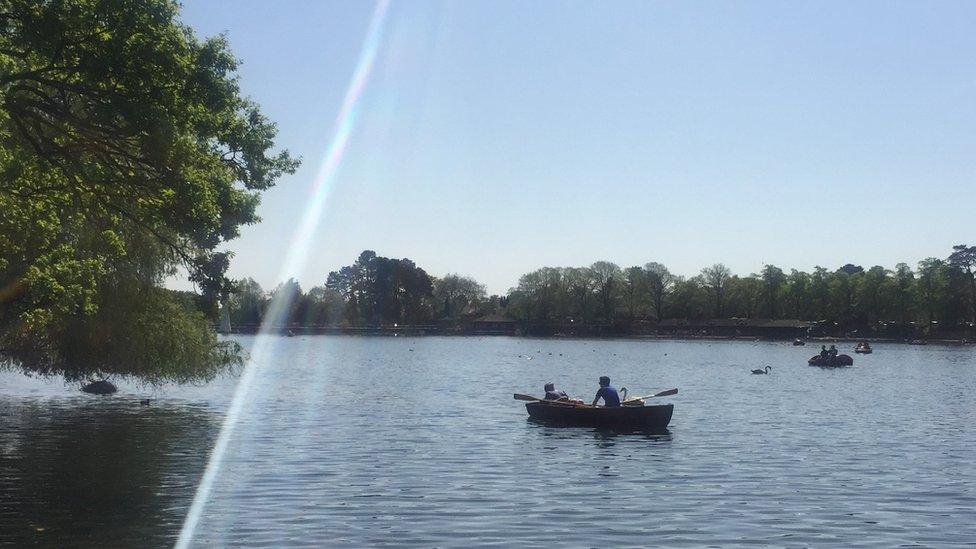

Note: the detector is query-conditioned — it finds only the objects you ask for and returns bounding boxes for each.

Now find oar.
[622,388,678,403]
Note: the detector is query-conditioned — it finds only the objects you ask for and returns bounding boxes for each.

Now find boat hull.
[854,348,872,354]
[525,401,673,431]
[808,354,854,367]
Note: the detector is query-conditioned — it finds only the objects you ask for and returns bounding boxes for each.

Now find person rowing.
[591,376,621,407]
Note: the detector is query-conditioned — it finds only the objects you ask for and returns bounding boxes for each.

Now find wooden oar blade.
[623,388,678,402]
[513,393,538,401]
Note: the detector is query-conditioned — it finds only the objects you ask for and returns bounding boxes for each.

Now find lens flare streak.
[175,2,391,547]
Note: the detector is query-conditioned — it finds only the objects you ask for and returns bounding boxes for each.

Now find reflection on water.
[2,336,976,546]
[531,422,674,449]
[0,399,219,547]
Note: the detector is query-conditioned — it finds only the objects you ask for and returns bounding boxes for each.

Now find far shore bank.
[219,326,973,347]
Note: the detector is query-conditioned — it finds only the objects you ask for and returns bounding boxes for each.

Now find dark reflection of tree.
[532,421,673,444]
[0,400,219,547]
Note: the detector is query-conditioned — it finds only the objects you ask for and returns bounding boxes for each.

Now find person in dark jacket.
[591,376,621,407]
[544,382,569,401]
[820,345,829,359]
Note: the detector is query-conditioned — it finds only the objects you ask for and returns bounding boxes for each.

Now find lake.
[2,336,975,547]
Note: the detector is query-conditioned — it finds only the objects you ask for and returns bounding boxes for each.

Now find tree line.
[506,247,975,332]
[227,250,493,328]
[228,245,976,335]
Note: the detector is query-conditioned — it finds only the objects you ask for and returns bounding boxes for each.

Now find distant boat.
[808,354,854,367]
[854,342,873,354]
[82,380,117,395]
[792,338,806,346]
[523,400,672,432]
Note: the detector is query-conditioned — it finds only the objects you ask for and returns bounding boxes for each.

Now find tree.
[668,276,708,319]
[304,286,345,326]
[563,267,594,322]
[887,263,915,324]
[589,261,622,322]
[948,244,976,325]
[644,262,674,320]
[810,267,831,320]
[915,258,949,326]
[269,278,303,327]
[433,274,486,319]
[227,277,266,327]
[828,270,858,325]
[785,269,811,319]
[325,251,435,325]
[0,0,298,381]
[623,266,648,319]
[725,275,762,318]
[760,265,786,318]
[513,267,563,323]
[837,264,864,276]
[854,266,888,324]
[701,263,731,317]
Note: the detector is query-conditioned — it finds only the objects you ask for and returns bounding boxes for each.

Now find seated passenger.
[591,376,621,407]
[544,382,569,401]
[820,345,829,359]
[828,344,838,357]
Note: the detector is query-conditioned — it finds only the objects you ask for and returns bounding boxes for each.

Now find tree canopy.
[0,0,297,381]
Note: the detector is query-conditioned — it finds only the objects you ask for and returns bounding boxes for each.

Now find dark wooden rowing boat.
[808,354,854,367]
[525,400,673,431]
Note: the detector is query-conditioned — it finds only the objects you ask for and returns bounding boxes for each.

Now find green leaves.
[0,0,297,381]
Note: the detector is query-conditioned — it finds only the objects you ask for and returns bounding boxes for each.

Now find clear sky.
[175,1,975,295]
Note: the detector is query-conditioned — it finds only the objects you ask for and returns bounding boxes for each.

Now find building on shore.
[467,313,519,335]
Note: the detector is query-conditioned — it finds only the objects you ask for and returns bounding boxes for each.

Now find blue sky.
[177,1,975,294]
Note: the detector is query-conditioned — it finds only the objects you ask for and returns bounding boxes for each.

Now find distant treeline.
[224,245,976,336]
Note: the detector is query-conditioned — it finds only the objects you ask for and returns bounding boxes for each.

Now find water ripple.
[2,337,975,547]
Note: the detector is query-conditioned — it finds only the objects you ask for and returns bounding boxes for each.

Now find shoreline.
[219,330,973,347]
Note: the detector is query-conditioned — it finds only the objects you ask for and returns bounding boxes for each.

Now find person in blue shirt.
[591,376,621,407]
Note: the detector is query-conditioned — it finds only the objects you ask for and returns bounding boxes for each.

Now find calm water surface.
[2,337,975,547]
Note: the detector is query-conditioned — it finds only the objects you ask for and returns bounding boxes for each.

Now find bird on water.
[751,365,772,375]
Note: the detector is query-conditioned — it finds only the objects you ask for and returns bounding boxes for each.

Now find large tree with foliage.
[0,0,298,381]
[590,261,621,322]
[325,251,435,325]
[948,244,976,324]
[701,263,731,317]
[760,265,786,318]
[433,274,486,319]
[644,262,673,320]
